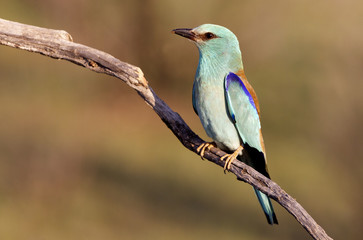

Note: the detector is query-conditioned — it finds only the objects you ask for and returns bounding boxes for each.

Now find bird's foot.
[221,145,244,173]
[196,142,216,160]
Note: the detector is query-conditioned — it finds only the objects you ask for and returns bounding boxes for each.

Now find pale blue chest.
[193,75,241,151]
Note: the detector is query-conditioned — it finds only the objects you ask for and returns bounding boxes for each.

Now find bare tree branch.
[0,18,332,240]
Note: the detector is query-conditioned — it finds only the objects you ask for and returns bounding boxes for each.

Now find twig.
[0,18,332,240]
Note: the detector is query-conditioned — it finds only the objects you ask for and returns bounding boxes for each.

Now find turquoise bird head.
[173,24,243,74]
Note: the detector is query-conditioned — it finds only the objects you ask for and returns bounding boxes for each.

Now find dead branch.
[0,18,332,240]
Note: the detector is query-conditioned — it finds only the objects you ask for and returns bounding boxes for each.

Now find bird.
[172,24,278,225]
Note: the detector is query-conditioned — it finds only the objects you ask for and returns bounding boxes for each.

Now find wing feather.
[224,72,262,152]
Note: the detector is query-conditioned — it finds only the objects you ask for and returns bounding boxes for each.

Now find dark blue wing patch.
[225,72,257,111]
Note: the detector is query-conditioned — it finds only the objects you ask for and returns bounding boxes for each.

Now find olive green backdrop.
[0,1,362,239]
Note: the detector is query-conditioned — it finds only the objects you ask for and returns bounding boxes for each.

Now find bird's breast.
[193,77,241,151]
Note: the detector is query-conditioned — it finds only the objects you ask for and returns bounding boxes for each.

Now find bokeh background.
[0,0,362,239]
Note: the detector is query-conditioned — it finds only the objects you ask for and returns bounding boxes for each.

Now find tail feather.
[237,145,278,224]
[253,187,278,225]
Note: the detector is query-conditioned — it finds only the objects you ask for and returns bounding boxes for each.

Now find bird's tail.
[253,187,278,225]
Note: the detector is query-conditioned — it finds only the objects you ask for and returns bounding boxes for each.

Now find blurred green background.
[0,0,362,239]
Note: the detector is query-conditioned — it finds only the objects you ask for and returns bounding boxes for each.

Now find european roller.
[173,24,278,225]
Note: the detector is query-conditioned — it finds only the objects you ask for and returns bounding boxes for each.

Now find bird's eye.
[204,32,216,40]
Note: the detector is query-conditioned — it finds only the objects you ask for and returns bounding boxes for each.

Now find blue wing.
[224,72,262,152]
[225,72,278,225]
[192,78,198,115]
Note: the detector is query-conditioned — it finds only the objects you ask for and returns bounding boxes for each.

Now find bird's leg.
[197,142,216,160]
[221,145,244,173]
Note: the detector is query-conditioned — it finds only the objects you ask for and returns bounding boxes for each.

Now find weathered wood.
[0,18,332,240]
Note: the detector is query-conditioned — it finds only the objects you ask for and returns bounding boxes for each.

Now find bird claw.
[221,145,244,173]
[197,142,215,160]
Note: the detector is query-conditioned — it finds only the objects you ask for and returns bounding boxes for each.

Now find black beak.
[172,28,196,41]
